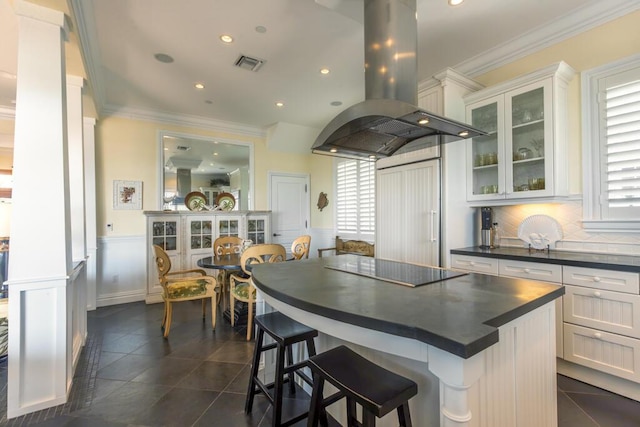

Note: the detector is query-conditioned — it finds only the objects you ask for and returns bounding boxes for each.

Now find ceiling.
[1,0,639,140]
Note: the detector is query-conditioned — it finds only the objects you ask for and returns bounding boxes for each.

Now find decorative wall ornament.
[113,180,142,210]
[317,192,328,211]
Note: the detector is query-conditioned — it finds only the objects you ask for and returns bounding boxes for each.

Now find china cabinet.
[145,211,270,302]
[464,61,575,204]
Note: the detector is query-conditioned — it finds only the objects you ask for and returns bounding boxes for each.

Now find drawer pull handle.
[593,291,601,298]
[524,268,531,273]
[593,276,601,282]
[594,332,602,339]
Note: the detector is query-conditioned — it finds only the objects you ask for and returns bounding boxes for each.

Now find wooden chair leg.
[246,299,254,341]
[210,295,217,330]
[230,292,236,326]
[161,300,168,329]
[201,298,206,320]
[163,302,172,338]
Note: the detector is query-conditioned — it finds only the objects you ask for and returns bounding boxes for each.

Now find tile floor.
[0,301,637,426]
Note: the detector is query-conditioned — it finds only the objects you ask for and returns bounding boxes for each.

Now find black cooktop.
[324,257,467,287]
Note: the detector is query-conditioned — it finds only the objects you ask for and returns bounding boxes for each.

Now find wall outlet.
[106,223,113,231]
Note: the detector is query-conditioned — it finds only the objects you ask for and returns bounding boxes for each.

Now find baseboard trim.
[97,290,146,307]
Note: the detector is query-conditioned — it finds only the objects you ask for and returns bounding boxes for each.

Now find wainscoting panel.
[97,235,147,307]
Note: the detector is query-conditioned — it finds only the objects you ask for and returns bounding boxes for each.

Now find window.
[335,158,375,240]
[582,54,640,230]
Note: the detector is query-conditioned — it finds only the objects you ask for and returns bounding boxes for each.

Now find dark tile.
[131,357,201,386]
[226,364,251,394]
[133,387,219,426]
[177,360,245,391]
[73,382,170,424]
[557,391,598,427]
[193,391,269,427]
[259,396,312,427]
[208,340,254,364]
[29,414,128,426]
[131,338,177,357]
[567,391,640,427]
[96,354,160,381]
[97,352,126,370]
[100,334,150,353]
[557,374,615,396]
[167,338,226,360]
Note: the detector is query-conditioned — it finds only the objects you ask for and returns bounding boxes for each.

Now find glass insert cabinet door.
[247,218,266,244]
[217,217,240,237]
[152,220,178,251]
[468,97,504,198]
[189,219,212,250]
[508,85,548,194]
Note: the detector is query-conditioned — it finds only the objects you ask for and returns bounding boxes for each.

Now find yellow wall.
[473,10,640,195]
[95,115,334,236]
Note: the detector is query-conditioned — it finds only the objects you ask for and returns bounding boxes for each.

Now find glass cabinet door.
[507,83,549,196]
[189,219,212,250]
[467,97,504,200]
[152,220,178,251]
[217,218,240,237]
[247,218,266,244]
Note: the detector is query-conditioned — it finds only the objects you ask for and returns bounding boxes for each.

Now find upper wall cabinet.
[464,62,575,205]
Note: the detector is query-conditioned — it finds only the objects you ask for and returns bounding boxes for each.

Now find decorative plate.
[517,214,563,249]
[215,192,236,211]
[185,191,207,211]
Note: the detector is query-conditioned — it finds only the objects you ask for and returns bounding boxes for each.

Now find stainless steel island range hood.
[312,0,486,160]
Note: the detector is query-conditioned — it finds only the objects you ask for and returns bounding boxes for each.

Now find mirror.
[158,131,253,211]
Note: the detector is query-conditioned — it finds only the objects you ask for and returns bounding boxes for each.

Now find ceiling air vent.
[234,54,265,72]
[176,145,191,151]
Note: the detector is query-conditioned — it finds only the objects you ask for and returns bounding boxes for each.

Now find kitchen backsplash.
[492,200,640,255]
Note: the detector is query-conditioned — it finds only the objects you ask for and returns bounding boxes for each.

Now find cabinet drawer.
[563,266,639,294]
[564,284,640,339]
[450,255,498,275]
[563,323,640,383]
[498,259,562,283]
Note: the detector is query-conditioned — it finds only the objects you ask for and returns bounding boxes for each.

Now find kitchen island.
[251,255,565,427]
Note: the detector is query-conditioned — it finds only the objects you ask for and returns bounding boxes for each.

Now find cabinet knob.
[593,291,601,298]
[593,276,601,282]
[524,268,531,273]
[594,332,602,339]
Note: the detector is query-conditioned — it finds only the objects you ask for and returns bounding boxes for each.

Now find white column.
[83,117,97,310]
[67,75,86,262]
[428,347,485,427]
[7,2,71,418]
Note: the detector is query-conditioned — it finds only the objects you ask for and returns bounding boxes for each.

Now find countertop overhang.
[251,255,564,359]
[451,246,640,272]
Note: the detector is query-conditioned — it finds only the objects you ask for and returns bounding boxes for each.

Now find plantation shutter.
[600,68,640,218]
[336,159,375,238]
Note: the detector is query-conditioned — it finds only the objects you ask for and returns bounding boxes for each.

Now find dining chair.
[291,235,311,260]
[213,236,243,256]
[152,245,219,338]
[229,243,286,340]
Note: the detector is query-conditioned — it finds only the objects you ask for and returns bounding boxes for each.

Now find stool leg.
[272,343,286,427]
[346,397,357,427]
[362,410,376,427]
[286,345,295,395]
[245,326,265,413]
[397,402,413,427]
[307,375,325,427]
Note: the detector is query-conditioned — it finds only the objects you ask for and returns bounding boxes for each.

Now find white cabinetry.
[464,62,575,204]
[376,159,440,266]
[145,211,271,303]
[451,253,640,399]
[451,254,564,357]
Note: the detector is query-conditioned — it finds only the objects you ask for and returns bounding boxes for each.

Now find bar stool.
[307,345,418,427]
[245,311,318,427]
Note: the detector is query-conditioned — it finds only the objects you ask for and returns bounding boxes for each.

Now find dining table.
[197,254,242,314]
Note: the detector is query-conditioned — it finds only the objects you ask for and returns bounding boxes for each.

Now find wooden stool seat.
[245,311,318,427]
[307,345,418,427]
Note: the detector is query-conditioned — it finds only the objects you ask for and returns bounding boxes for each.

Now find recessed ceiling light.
[194,83,205,89]
[220,34,233,43]
[164,147,169,151]
[330,148,338,153]
[458,130,470,137]
[418,118,429,125]
[320,68,330,75]
[275,101,284,108]
[213,152,219,156]
[154,53,174,63]
[448,0,464,5]
[330,101,343,106]
[255,26,267,33]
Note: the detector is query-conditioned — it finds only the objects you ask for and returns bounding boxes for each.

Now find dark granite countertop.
[251,255,564,359]
[451,247,640,273]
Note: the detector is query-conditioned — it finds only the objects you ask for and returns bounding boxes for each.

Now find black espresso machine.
[479,207,495,248]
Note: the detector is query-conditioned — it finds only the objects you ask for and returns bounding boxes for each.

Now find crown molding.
[0,107,15,120]
[102,104,267,138]
[454,0,640,77]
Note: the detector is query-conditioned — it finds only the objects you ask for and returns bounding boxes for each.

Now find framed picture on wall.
[113,180,142,210]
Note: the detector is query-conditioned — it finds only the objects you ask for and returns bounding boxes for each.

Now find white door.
[376,159,441,266]
[269,173,309,257]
